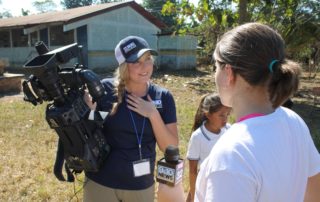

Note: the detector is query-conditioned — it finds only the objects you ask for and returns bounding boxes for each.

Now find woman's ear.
[225,64,235,85]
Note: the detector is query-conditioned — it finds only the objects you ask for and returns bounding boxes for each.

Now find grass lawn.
[0,66,319,201]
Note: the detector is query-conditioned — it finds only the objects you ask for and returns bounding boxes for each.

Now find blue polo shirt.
[86,78,177,190]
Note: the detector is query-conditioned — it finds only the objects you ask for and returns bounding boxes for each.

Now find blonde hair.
[110,62,128,114]
[111,54,155,114]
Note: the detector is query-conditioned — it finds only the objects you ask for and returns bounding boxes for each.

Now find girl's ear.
[203,112,209,119]
[225,64,235,85]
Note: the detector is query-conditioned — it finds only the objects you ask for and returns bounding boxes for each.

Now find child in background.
[186,93,231,202]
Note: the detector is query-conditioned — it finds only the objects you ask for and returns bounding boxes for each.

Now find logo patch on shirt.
[123,42,137,53]
[153,100,162,109]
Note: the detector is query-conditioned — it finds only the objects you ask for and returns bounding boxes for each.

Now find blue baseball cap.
[115,36,158,65]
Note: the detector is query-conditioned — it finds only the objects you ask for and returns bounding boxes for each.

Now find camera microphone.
[156,145,184,186]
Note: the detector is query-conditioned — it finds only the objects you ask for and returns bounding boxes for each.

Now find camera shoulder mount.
[22,41,111,181]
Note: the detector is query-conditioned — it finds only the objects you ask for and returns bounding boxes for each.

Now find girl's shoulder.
[191,127,203,137]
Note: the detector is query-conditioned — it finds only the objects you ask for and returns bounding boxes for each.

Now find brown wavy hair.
[214,22,301,108]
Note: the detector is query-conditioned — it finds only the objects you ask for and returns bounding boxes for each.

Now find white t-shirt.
[195,107,320,202]
[187,121,230,166]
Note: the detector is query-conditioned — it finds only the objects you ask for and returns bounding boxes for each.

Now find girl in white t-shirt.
[186,93,231,202]
[195,22,320,202]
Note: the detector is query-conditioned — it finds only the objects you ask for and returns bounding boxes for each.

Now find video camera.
[22,41,111,182]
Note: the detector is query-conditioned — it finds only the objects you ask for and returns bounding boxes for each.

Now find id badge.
[133,159,151,177]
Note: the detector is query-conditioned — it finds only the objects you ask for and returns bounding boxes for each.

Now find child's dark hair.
[214,22,301,108]
[191,93,224,132]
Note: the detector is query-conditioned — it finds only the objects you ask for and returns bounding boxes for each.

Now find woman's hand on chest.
[126,94,157,118]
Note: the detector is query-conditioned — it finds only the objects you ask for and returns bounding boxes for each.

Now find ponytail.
[268,59,301,108]
[111,63,128,114]
[191,94,208,132]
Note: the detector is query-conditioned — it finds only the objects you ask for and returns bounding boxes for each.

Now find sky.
[0,0,198,17]
[0,0,63,16]
[0,0,143,17]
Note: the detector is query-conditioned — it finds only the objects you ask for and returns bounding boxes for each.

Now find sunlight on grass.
[0,68,319,201]
[37,187,51,200]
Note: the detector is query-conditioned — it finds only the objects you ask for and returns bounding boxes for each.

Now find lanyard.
[128,109,146,160]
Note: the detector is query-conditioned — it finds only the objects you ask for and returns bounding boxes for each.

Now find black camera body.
[22,42,110,181]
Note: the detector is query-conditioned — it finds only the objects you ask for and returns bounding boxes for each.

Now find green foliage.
[60,0,122,9]
[61,0,93,9]
[143,0,178,33]
[0,11,12,18]
[32,0,57,13]
[252,0,320,63]
[161,0,320,66]
[21,8,30,16]
[96,0,118,3]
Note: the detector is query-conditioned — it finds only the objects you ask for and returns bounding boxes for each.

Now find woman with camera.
[83,36,179,202]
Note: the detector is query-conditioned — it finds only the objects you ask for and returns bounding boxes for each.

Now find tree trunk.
[239,0,248,24]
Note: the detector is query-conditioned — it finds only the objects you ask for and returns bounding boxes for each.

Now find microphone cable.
[68,173,88,202]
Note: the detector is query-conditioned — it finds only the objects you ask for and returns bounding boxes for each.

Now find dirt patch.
[0,92,24,102]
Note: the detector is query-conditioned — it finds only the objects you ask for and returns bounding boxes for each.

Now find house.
[0,0,196,71]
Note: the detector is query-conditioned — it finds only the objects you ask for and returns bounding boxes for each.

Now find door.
[76,25,88,67]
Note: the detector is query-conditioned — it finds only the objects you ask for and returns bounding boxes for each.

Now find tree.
[0,0,13,18]
[32,0,57,13]
[21,8,30,16]
[143,0,179,33]
[162,0,320,67]
[162,0,236,63]
[97,0,117,3]
[60,0,93,9]
[238,0,248,24]
[0,10,12,18]
[245,0,320,74]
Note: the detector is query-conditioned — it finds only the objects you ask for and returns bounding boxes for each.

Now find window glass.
[50,25,74,46]
[0,30,10,47]
[12,29,28,47]
[30,31,38,46]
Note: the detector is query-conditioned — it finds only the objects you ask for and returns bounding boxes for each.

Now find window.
[30,31,38,46]
[50,25,74,46]
[12,29,28,47]
[0,31,10,47]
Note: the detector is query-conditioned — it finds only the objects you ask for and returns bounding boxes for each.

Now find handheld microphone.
[156,145,184,187]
